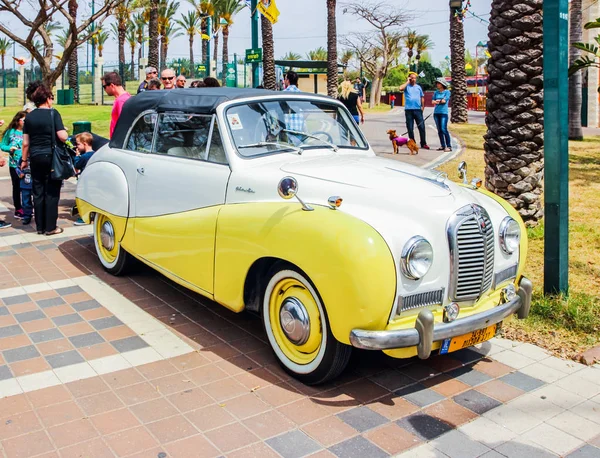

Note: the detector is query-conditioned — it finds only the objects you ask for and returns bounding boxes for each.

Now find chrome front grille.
[398,289,444,313]
[448,205,495,302]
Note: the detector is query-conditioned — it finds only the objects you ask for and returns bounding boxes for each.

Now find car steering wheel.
[311,131,334,144]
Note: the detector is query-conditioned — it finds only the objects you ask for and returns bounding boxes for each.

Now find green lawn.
[1,105,113,139]
[443,124,600,358]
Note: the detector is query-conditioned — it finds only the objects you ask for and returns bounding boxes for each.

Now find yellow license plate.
[439,323,498,354]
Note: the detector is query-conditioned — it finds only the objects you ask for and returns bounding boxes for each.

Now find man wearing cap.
[138,67,158,94]
[399,72,430,150]
[432,77,452,152]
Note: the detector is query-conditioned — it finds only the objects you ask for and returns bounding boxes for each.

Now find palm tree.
[415,34,434,71]
[188,0,214,65]
[158,0,180,69]
[133,15,146,75]
[175,11,200,78]
[326,0,337,97]
[91,28,110,58]
[148,0,160,69]
[307,47,327,61]
[261,13,276,89]
[162,24,183,70]
[449,8,468,123]
[404,30,418,70]
[484,0,544,226]
[216,0,244,85]
[0,37,11,77]
[126,23,138,80]
[115,0,136,80]
[57,27,79,101]
[568,0,583,140]
[282,51,301,60]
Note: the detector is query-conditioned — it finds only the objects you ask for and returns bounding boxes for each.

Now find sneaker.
[444,147,452,152]
[73,217,87,226]
[422,145,431,150]
[22,217,31,225]
[0,221,12,229]
[15,209,24,218]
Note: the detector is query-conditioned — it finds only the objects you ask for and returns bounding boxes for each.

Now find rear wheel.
[93,213,134,275]
[262,266,352,385]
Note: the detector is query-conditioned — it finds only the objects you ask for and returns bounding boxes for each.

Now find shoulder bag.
[50,109,75,181]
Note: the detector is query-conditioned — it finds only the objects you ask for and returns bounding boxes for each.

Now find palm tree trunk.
[118,24,126,82]
[160,35,167,70]
[261,14,276,90]
[138,46,143,79]
[189,35,195,78]
[131,47,135,81]
[222,26,229,85]
[68,0,78,102]
[148,0,159,69]
[569,0,583,140]
[484,0,544,226]
[449,10,468,123]
[213,32,219,78]
[201,19,208,67]
[326,0,338,97]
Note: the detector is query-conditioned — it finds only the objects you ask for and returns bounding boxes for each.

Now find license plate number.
[439,324,498,354]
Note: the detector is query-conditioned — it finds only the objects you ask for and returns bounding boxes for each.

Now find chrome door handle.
[137,167,145,175]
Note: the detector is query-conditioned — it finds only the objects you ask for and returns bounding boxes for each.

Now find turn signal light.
[328,196,343,209]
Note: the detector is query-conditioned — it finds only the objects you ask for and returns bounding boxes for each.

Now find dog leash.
[400,113,433,137]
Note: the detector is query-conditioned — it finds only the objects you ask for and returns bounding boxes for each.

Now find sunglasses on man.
[162,76,174,81]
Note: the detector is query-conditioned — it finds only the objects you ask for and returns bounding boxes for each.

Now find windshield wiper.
[283,129,339,152]
[237,142,303,155]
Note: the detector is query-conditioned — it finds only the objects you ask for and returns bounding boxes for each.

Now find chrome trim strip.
[493,264,518,289]
[349,277,532,352]
[398,288,444,313]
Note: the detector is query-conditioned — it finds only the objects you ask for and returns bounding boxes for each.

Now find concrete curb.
[421,135,463,170]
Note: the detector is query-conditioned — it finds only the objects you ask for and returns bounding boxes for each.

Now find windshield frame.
[222,96,370,160]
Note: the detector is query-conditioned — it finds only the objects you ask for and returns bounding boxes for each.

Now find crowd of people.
[0,67,452,231]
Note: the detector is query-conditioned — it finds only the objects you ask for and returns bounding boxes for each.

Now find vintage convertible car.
[76,88,532,384]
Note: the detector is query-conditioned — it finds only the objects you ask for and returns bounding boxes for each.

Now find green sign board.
[196,64,207,77]
[226,63,237,87]
[245,48,262,63]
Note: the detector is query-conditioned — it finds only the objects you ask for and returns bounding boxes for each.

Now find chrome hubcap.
[100,221,115,251]
[279,297,310,345]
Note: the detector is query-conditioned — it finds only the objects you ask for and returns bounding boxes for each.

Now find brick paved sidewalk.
[0,167,599,458]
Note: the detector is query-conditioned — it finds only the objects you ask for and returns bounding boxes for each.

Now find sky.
[5,0,492,71]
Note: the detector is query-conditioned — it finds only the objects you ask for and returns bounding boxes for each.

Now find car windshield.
[225,99,368,158]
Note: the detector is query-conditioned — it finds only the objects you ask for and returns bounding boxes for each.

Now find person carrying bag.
[20,82,69,235]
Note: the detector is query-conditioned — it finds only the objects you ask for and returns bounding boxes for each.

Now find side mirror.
[458,161,468,184]
[278,176,298,199]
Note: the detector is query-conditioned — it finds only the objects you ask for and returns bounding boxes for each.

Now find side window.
[125,112,156,153]
[154,114,212,160]
[207,122,228,165]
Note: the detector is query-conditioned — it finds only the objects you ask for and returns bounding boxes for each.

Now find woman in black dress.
[338,80,365,125]
[19,82,69,235]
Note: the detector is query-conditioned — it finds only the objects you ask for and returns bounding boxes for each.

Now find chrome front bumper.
[349,277,533,359]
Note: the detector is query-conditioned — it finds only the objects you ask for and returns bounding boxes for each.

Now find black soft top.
[110,87,333,148]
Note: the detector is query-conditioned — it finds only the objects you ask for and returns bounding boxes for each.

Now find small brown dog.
[387,130,419,155]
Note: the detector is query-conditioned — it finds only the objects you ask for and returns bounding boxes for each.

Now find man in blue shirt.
[399,72,430,150]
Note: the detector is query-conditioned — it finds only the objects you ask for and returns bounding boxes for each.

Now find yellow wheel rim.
[95,214,119,264]
[268,277,323,365]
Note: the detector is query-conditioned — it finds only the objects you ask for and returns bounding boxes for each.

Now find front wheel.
[93,213,134,276]
[262,267,352,385]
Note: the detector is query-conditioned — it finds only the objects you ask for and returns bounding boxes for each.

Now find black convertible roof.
[110,87,333,148]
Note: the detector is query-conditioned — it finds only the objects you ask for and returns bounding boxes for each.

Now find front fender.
[214,203,397,345]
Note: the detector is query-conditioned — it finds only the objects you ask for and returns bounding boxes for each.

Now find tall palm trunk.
[569,0,583,140]
[326,0,337,97]
[130,47,135,81]
[138,46,143,79]
[160,36,167,70]
[449,10,468,123]
[185,35,192,78]
[213,31,219,77]
[118,24,126,81]
[201,19,208,66]
[68,0,78,102]
[221,26,229,85]
[148,0,159,69]
[484,0,544,226]
[261,14,276,90]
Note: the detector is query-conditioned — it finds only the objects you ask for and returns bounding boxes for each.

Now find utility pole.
[206,16,212,77]
[251,0,259,87]
[543,0,569,294]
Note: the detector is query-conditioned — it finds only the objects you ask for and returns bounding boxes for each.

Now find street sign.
[226,63,236,87]
[196,64,207,76]
[245,48,262,63]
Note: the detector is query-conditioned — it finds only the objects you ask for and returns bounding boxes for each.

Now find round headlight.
[499,217,520,254]
[400,236,434,280]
